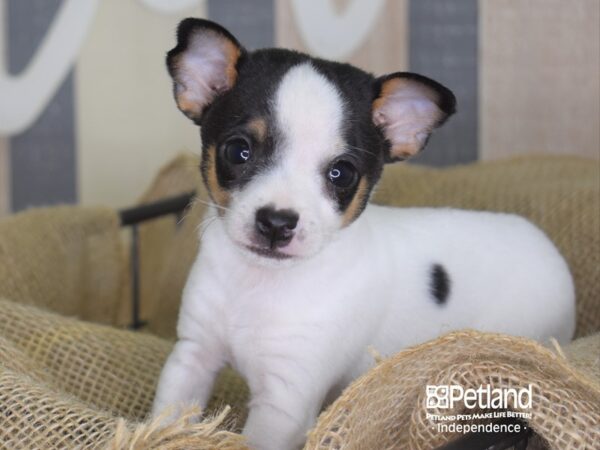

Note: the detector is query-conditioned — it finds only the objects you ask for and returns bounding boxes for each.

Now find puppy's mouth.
[244,245,294,260]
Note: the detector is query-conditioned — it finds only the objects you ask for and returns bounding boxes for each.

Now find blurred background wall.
[0,0,598,216]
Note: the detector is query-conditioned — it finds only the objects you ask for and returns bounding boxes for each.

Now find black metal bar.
[435,418,531,450]
[129,224,146,330]
[119,192,195,329]
[119,191,195,226]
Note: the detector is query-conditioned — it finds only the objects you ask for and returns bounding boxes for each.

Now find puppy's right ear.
[167,18,244,122]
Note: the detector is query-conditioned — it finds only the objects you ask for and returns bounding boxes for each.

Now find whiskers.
[172,196,226,227]
[190,196,233,214]
[344,144,379,160]
[186,195,245,241]
[187,196,227,239]
[196,215,219,240]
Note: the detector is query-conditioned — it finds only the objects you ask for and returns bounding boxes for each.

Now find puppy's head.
[167,19,455,264]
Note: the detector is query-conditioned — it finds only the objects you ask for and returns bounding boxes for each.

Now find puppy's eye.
[328,160,358,188]
[225,138,252,164]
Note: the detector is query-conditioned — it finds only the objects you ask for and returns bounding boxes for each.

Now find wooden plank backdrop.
[0,1,9,216]
[276,0,409,77]
[0,138,8,217]
[480,0,600,160]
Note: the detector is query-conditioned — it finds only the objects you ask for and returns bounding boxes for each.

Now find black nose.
[255,207,299,249]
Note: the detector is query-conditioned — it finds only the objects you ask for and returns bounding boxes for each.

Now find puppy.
[152,18,576,450]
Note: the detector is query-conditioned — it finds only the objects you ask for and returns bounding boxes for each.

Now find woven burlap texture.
[137,155,600,340]
[0,298,248,449]
[0,298,598,449]
[0,206,125,325]
[307,331,600,450]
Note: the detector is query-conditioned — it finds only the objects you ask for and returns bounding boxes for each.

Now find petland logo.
[426,384,533,410]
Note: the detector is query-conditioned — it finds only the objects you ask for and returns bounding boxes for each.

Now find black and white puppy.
[153,19,575,450]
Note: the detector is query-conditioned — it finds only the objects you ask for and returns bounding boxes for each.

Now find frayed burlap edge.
[105,406,248,450]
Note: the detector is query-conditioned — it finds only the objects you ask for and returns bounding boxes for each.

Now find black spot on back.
[430,264,450,305]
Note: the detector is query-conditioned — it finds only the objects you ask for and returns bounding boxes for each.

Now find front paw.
[243,405,311,450]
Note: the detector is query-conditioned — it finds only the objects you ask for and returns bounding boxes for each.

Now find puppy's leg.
[152,338,225,420]
[243,377,323,450]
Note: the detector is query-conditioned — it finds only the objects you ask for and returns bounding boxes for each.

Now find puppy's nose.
[255,206,299,248]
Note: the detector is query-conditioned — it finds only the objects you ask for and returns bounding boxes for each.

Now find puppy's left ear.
[372,73,456,162]
[167,18,244,123]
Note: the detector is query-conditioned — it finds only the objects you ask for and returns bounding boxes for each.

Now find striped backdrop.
[0,0,598,216]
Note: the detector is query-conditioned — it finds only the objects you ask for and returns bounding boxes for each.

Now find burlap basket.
[0,154,598,449]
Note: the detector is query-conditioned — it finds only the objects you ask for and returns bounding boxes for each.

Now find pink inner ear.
[174,30,239,119]
[374,80,443,158]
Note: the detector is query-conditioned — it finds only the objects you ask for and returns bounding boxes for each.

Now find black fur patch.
[430,264,450,305]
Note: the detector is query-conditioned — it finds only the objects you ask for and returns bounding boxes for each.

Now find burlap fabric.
[0,298,248,449]
[0,154,598,449]
[0,206,125,325]
[307,331,600,449]
[0,297,598,449]
[138,154,599,339]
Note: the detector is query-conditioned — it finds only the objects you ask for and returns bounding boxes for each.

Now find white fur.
[153,63,576,450]
[153,205,575,450]
[275,63,344,160]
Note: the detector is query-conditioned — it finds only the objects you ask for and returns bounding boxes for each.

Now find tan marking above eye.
[247,117,267,143]
[341,177,369,227]
[204,144,230,212]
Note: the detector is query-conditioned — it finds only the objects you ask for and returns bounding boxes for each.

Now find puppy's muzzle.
[255,206,299,249]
